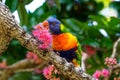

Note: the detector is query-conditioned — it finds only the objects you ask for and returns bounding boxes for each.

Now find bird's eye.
[52,22,56,25]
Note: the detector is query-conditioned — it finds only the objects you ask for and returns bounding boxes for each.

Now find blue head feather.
[47,17,61,34]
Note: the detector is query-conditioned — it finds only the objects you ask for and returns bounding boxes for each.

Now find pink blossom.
[43,67,51,79]
[93,70,101,79]
[32,23,52,49]
[54,69,59,74]
[0,60,7,69]
[43,65,54,79]
[26,51,34,59]
[43,65,60,80]
[105,57,117,67]
[32,30,40,37]
[33,54,42,64]
[101,69,109,77]
[33,54,39,60]
[26,51,41,64]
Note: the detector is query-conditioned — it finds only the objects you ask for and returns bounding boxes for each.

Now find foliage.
[1,0,120,79]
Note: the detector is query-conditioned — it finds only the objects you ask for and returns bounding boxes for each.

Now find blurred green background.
[1,0,120,80]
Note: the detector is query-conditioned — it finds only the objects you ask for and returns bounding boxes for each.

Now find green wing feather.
[76,41,82,65]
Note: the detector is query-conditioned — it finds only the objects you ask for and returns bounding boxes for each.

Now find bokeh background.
[1,0,120,79]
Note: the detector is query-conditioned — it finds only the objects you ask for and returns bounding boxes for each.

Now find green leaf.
[32,3,50,22]
[110,2,120,10]
[31,74,45,80]
[69,18,88,29]
[82,38,100,47]
[89,15,108,27]
[108,17,120,27]
[17,2,28,26]
[10,72,32,80]
[54,0,61,11]
[60,0,73,3]
[100,37,113,49]
[66,3,73,11]
[24,0,33,5]
[5,0,18,12]
[62,18,81,32]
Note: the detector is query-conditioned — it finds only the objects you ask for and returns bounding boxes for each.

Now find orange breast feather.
[52,33,77,51]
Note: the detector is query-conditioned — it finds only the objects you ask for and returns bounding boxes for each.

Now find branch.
[0,59,47,80]
[0,2,94,80]
[111,64,120,79]
[14,61,48,73]
[105,37,120,80]
[113,63,120,69]
[111,37,120,58]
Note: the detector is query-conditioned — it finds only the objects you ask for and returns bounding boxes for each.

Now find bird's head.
[43,17,62,34]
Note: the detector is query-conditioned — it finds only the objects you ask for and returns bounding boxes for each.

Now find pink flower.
[33,54,39,60]
[43,65,54,79]
[32,23,52,49]
[32,30,40,37]
[105,57,117,67]
[43,67,51,79]
[33,54,42,64]
[26,51,42,64]
[0,60,7,69]
[101,69,109,77]
[26,51,34,59]
[93,70,101,79]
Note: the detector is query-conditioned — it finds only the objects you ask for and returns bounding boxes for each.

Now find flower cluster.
[43,65,60,80]
[93,69,109,80]
[26,51,42,64]
[105,57,117,68]
[26,52,60,79]
[32,23,52,49]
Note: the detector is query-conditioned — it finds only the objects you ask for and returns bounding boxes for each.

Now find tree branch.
[111,37,120,58]
[0,2,94,80]
[0,59,47,80]
[105,37,120,80]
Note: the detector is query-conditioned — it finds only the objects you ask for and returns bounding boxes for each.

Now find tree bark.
[0,2,94,80]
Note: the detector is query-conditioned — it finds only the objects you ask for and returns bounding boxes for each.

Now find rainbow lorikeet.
[44,17,82,67]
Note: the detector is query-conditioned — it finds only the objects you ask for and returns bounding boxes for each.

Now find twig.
[0,59,47,80]
[106,37,120,80]
[81,51,90,72]
[111,37,120,58]
[113,63,120,69]
[15,61,48,73]
[112,63,120,74]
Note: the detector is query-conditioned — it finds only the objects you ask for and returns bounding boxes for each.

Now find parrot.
[43,17,82,67]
